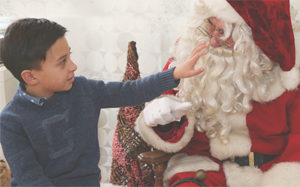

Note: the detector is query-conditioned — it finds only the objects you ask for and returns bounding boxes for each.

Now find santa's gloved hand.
[143,96,192,127]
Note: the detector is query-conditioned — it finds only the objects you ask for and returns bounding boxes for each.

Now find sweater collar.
[17,84,47,106]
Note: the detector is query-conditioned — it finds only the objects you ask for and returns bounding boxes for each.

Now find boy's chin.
[65,85,73,91]
[60,84,73,93]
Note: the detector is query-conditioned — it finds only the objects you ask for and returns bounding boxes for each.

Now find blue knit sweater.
[0,68,178,186]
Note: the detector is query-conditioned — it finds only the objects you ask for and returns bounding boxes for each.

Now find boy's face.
[31,36,77,98]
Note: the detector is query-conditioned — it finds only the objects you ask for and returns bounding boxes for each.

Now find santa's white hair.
[171,17,281,144]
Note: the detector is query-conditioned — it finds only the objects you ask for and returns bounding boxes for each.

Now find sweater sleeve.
[87,67,179,108]
[0,115,54,186]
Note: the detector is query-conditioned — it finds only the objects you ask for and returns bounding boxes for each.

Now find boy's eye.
[60,59,66,65]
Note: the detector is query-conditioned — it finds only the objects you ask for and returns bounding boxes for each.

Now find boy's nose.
[70,60,77,71]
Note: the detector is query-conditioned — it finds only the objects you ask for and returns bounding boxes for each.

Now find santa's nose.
[210,36,221,47]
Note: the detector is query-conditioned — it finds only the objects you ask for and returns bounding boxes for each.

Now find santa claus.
[135,0,300,186]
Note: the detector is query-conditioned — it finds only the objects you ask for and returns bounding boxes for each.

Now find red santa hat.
[194,0,296,72]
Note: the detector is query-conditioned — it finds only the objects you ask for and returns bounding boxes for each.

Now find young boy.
[0,18,208,186]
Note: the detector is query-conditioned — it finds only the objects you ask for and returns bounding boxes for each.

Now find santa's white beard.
[172,23,278,144]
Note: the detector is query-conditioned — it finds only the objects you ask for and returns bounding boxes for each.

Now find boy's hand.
[173,42,208,80]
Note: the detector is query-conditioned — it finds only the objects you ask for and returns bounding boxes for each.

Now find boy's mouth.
[68,76,74,83]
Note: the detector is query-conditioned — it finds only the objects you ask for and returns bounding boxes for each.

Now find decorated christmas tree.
[110,41,154,186]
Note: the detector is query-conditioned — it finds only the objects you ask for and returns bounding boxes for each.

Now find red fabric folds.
[227,0,295,71]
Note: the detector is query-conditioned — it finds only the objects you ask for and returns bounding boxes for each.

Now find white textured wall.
[1,0,300,185]
[0,0,192,184]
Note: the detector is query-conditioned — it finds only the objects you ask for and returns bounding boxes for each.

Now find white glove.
[143,96,192,127]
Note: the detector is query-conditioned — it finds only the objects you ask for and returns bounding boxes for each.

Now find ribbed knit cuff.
[158,67,180,92]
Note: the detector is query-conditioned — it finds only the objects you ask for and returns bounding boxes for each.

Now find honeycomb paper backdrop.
[0,0,299,186]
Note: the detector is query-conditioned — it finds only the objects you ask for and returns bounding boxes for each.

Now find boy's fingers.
[189,67,204,76]
[190,52,202,63]
[197,42,209,49]
[194,67,204,74]
[199,48,209,56]
[190,42,208,56]
[190,48,208,64]
[194,42,209,54]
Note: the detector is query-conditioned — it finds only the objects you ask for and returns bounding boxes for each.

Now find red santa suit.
[136,0,300,186]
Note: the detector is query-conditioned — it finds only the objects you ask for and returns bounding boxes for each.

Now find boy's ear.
[21,70,38,85]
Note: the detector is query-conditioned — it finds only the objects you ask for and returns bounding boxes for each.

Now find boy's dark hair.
[0,18,67,84]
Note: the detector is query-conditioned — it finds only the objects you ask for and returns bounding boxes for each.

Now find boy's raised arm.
[173,42,208,80]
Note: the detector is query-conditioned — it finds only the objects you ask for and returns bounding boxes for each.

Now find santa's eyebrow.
[207,18,215,29]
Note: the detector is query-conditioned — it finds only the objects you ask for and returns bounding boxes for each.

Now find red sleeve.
[260,87,300,171]
[278,88,300,161]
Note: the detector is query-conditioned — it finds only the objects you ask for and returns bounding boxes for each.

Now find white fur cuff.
[260,162,300,187]
[135,95,195,153]
[223,162,262,187]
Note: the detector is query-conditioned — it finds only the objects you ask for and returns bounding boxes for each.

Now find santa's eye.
[218,29,224,34]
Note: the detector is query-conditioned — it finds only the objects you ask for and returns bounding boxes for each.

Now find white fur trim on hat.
[193,0,245,24]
